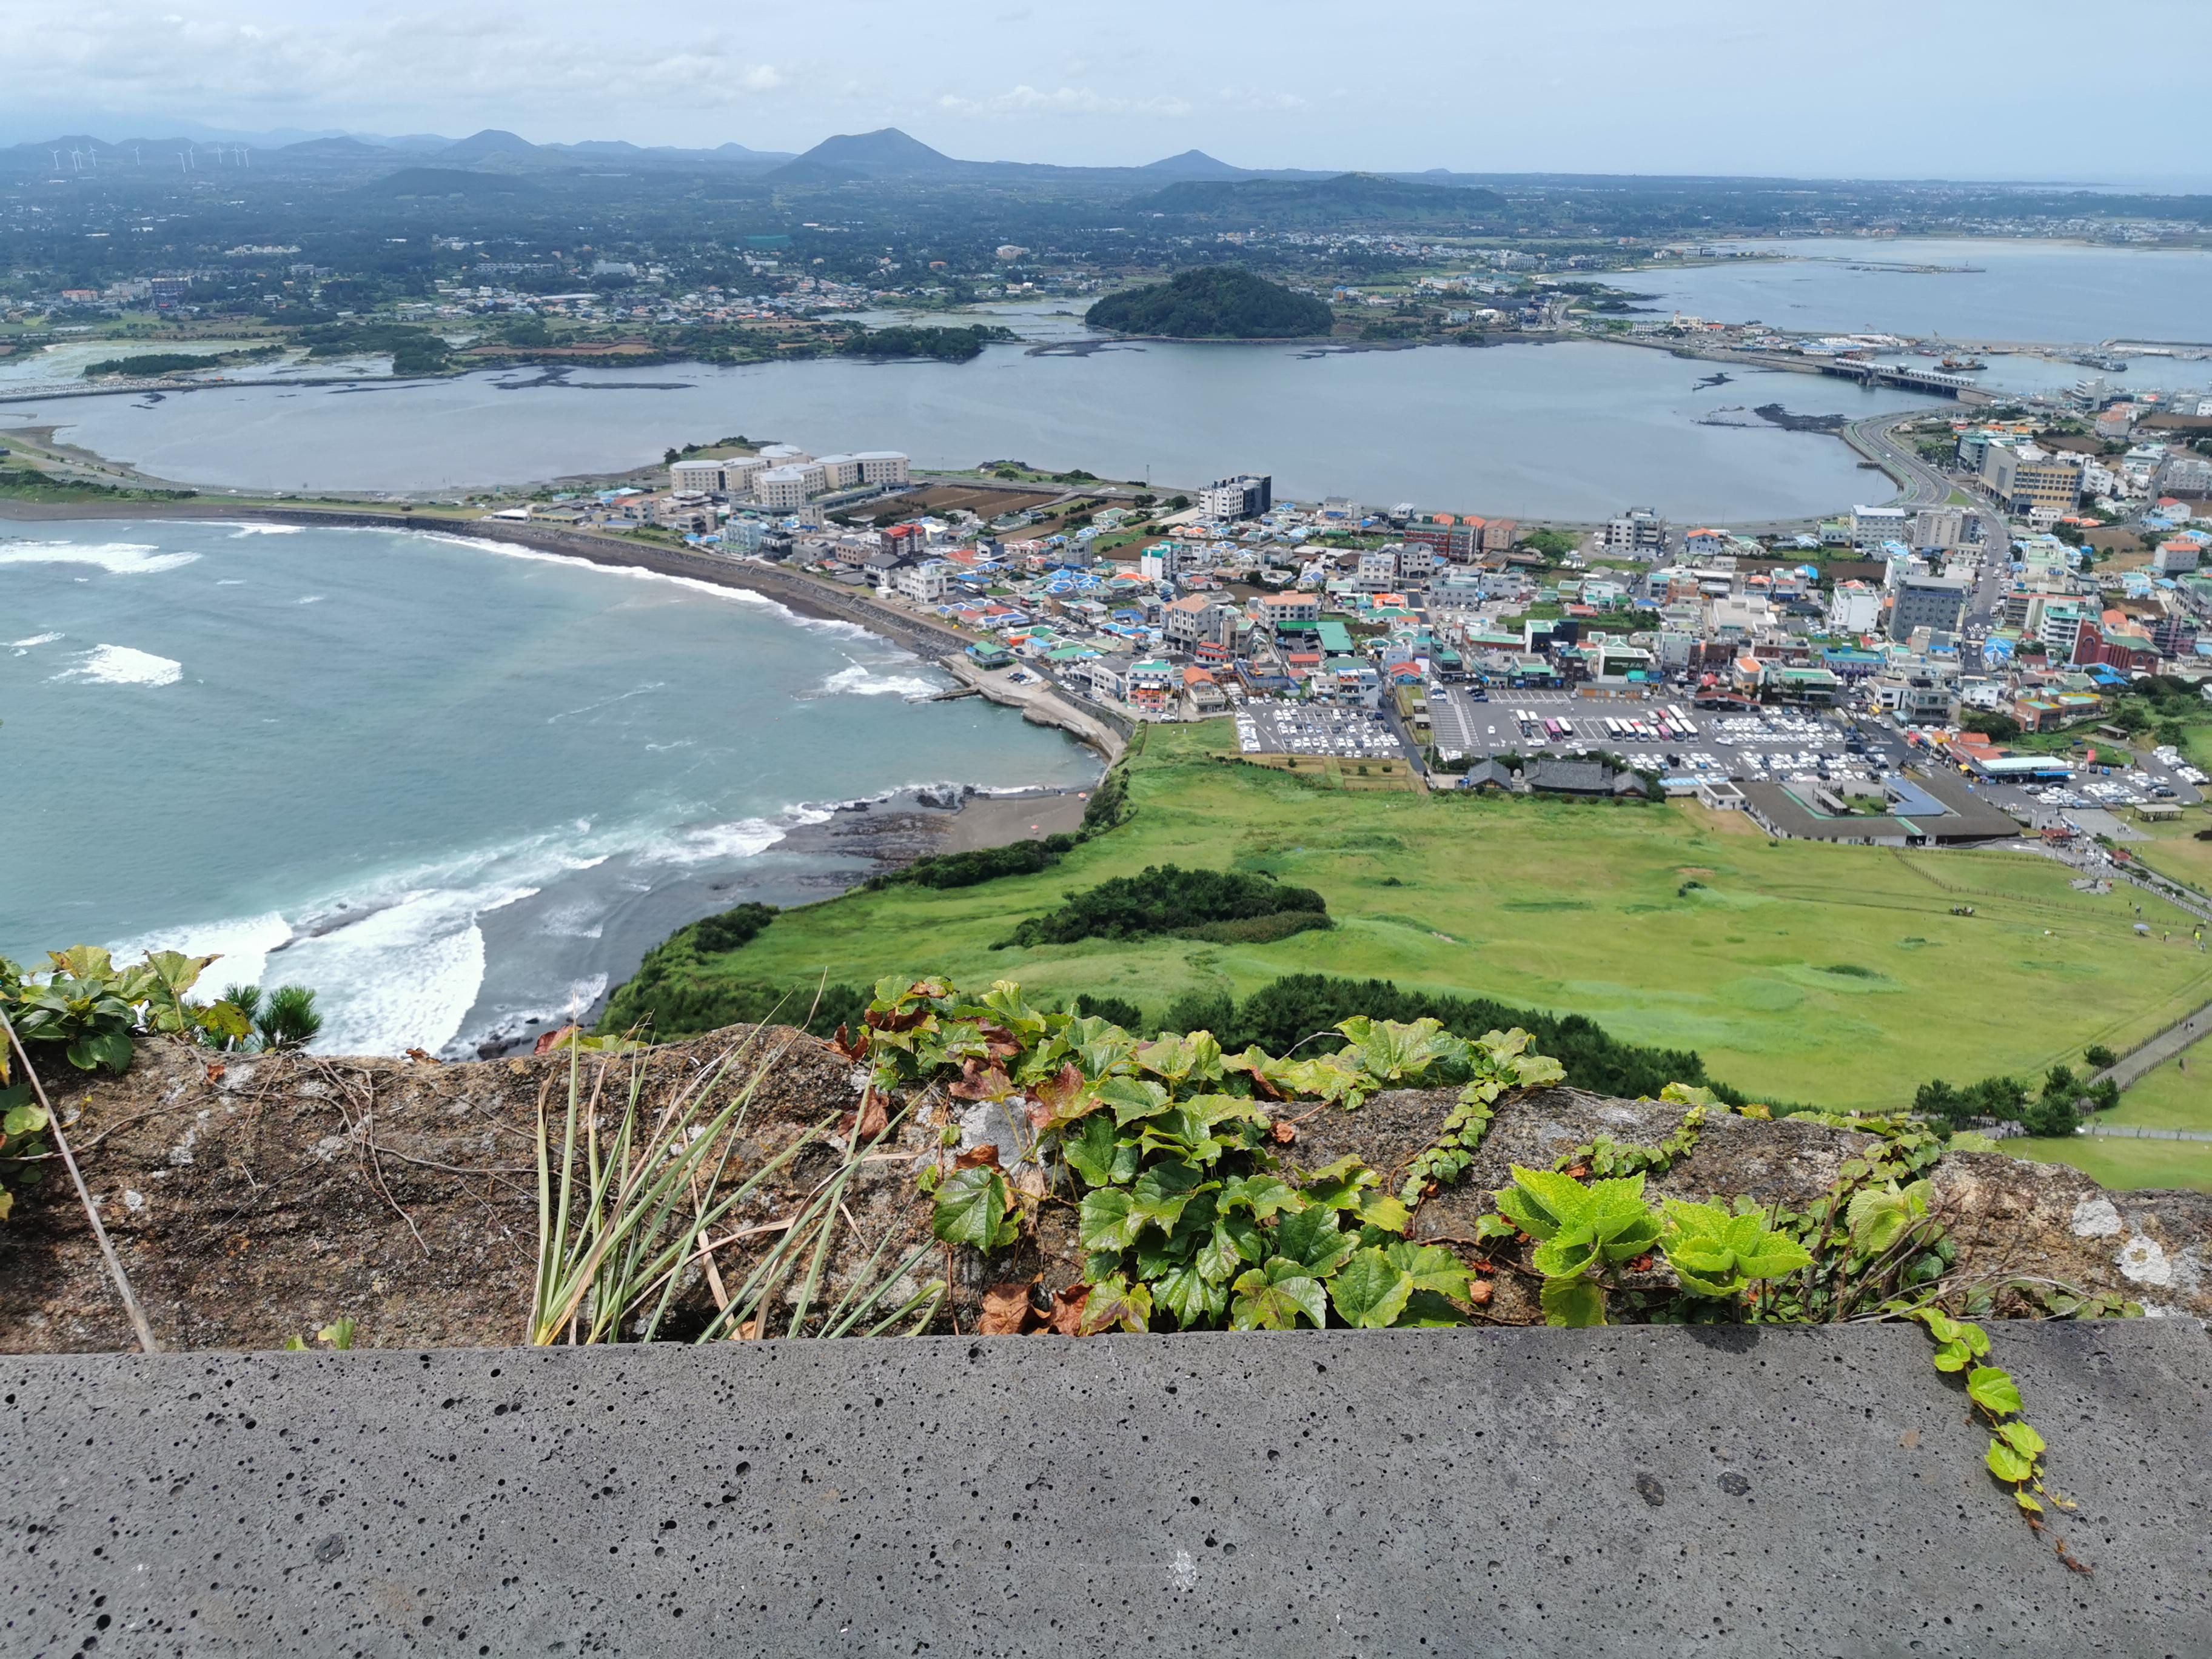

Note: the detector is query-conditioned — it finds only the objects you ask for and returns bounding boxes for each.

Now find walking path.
[2095,1003,2212,1092]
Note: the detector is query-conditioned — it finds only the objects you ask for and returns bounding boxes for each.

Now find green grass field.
[2016,1033,2212,1195]
[711,721,2212,1110]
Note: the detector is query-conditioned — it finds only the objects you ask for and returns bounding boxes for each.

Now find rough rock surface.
[4,1030,2209,1352]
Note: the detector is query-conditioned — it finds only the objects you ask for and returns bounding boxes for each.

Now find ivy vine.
[837,976,2130,1556]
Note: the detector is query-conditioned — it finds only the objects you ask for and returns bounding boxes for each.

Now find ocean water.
[0,520,1098,1055]
[6,341,1932,520]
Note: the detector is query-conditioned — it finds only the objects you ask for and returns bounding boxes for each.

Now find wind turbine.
[49,150,61,173]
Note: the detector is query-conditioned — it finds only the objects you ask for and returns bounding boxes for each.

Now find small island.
[1084,266,1334,340]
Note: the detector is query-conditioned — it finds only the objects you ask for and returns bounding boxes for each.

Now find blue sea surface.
[0,520,1097,1054]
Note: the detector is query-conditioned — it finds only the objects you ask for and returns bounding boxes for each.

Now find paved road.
[1843,411,2012,627]
[2096,1002,2212,1091]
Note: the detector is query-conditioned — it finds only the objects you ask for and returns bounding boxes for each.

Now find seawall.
[3,1321,2207,1656]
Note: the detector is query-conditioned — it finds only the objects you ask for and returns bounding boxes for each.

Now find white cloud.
[939,84,1189,118]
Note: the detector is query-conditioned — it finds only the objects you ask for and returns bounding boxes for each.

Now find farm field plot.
[680,721,2212,1111]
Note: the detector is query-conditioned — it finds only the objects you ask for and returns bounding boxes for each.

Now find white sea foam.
[223,523,304,537]
[10,631,63,651]
[378,528,879,640]
[0,540,199,576]
[548,681,666,724]
[51,644,182,686]
[636,811,815,868]
[817,663,942,700]
[215,578,249,586]
[295,594,326,605]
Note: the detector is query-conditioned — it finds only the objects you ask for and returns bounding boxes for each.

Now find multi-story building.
[1910,506,1965,550]
[669,458,728,493]
[1199,474,1272,521]
[756,464,825,511]
[893,560,954,603]
[1252,591,1321,632]
[1602,508,1667,558]
[1889,574,1970,642]
[853,451,911,487]
[1849,504,1908,551]
[1827,580,1882,635]
[1980,441,2083,518]
[1162,595,1238,653]
[1139,543,1181,583]
[814,454,865,491]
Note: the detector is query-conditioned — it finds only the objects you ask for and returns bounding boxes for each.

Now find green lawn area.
[708,721,2212,1110]
[2126,810,2212,897]
[1995,1024,2211,1195]
[2008,1133,2212,1195]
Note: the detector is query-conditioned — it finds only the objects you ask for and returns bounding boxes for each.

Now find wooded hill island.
[1085,267,1335,340]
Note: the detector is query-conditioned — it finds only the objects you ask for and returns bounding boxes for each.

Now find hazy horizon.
[7,0,2210,188]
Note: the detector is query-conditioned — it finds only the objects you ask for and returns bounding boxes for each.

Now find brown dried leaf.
[976,1021,1022,1059]
[953,1142,1002,1171]
[1270,1120,1297,1145]
[979,1282,1037,1336]
[854,1087,889,1142]
[1467,1278,1493,1307]
[403,1047,442,1065]
[204,1063,227,1085]
[1027,1062,1091,1131]
[1047,1284,1090,1336]
[950,1059,1014,1101]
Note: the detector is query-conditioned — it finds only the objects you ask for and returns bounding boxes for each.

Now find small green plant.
[283,1316,358,1351]
[256,985,324,1052]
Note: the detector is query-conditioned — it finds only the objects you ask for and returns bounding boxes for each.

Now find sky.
[7,0,2210,185]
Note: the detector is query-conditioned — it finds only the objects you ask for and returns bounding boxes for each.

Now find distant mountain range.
[0,122,1520,190]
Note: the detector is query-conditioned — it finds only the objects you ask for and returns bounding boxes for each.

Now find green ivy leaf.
[1229,1258,1327,1331]
[1128,1162,1214,1235]
[1272,1205,1355,1278]
[1385,1241,1472,1301]
[1996,1420,2046,1460]
[1985,1441,2034,1484]
[1093,1076,1171,1127]
[1062,1115,1136,1188]
[3,1102,51,1138]
[931,1165,1011,1251]
[1540,1276,1606,1328]
[1078,1187,1141,1252]
[1218,1174,1302,1219]
[1153,1264,1227,1329]
[1078,1273,1152,1335]
[1197,1219,1250,1284]
[1966,1366,2023,1417]
[1328,1247,1416,1329]
[1355,1191,1412,1236]
[1930,1339,1971,1373]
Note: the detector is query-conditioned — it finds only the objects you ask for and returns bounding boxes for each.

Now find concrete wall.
[4,1321,2207,1656]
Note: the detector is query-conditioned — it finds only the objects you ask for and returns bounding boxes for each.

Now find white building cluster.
[668,446,910,508]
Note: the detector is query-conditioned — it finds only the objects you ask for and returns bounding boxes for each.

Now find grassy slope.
[2019,1033,2212,1195]
[716,721,2212,1110]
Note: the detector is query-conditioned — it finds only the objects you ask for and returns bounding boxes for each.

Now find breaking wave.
[51,644,182,686]
[0,540,199,576]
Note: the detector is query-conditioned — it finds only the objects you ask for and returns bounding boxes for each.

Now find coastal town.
[562,383,2212,863]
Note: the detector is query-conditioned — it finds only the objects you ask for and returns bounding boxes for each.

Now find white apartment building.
[1849,504,1908,551]
[853,451,911,487]
[756,464,826,511]
[815,454,865,491]
[1827,580,1882,635]
[669,458,726,492]
[1139,545,1181,583]
[893,560,953,602]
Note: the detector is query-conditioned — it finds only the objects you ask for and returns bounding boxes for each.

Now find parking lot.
[1236,704,1413,762]
[1430,688,1903,785]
